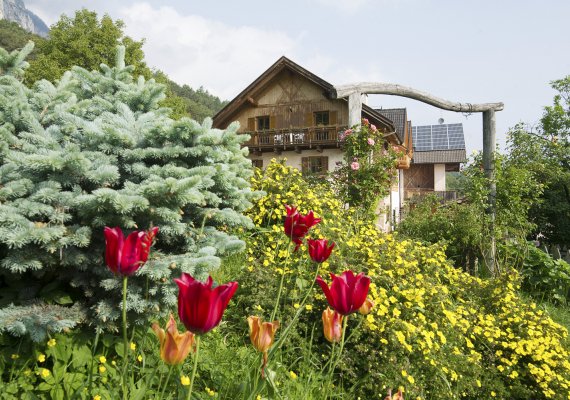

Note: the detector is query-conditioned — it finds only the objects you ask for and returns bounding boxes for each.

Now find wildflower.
[99,365,106,373]
[181,375,190,386]
[37,354,46,363]
[307,239,335,263]
[103,226,159,276]
[47,338,56,347]
[351,161,360,170]
[289,370,298,380]
[40,368,50,378]
[283,205,321,251]
[130,342,137,351]
[152,314,195,365]
[316,270,371,315]
[367,137,375,145]
[205,387,216,396]
[293,303,300,309]
[93,396,102,400]
[11,354,19,360]
[98,356,106,364]
[322,307,343,343]
[137,355,143,362]
[358,298,375,315]
[175,273,238,334]
[305,304,313,311]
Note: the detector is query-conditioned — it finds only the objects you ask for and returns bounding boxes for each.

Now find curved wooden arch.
[334,82,502,274]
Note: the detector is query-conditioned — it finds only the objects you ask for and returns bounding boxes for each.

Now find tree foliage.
[0,19,44,56]
[24,9,150,84]
[507,77,570,246]
[0,44,258,338]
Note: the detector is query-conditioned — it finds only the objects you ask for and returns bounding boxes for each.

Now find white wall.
[434,164,446,191]
[249,148,344,171]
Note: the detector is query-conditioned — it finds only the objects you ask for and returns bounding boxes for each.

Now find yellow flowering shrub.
[241,160,570,400]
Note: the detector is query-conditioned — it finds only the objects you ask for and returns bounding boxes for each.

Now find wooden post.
[348,92,362,127]
[483,110,497,275]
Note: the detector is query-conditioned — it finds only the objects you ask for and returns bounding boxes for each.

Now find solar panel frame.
[412,123,465,151]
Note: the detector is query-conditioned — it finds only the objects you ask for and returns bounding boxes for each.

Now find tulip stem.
[270,242,291,321]
[326,315,348,395]
[121,276,129,400]
[187,336,200,400]
[159,365,174,400]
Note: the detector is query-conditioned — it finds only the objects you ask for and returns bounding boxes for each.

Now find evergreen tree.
[0,44,259,340]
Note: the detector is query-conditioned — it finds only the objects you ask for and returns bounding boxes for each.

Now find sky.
[24,0,570,154]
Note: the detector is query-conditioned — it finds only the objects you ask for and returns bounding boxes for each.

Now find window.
[257,116,270,130]
[314,111,329,126]
[252,159,263,169]
[301,156,329,176]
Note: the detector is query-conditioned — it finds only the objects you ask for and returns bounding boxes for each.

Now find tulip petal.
[316,276,335,310]
[121,230,146,275]
[104,227,123,274]
[330,274,351,314]
[352,274,371,311]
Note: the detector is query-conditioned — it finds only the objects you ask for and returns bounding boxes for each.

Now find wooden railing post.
[483,110,497,275]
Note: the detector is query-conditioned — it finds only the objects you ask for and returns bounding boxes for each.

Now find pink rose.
[351,161,360,170]
[362,118,369,126]
[370,124,377,132]
[367,138,375,146]
[344,129,352,136]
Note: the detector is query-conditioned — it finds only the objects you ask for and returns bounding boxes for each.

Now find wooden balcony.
[404,189,459,203]
[244,126,348,153]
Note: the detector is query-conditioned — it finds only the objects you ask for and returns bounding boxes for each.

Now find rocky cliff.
[0,0,48,37]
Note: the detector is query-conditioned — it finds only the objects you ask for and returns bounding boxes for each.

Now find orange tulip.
[322,307,343,343]
[248,316,279,353]
[384,389,404,400]
[247,316,279,378]
[152,314,195,365]
[358,298,375,315]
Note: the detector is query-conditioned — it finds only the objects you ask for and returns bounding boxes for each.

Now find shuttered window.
[301,156,329,176]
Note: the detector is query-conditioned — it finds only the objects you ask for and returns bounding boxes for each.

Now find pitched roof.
[412,149,467,164]
[376,108,407,142]
[213,56,396,140]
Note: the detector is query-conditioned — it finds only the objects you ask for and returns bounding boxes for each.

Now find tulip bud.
[247,316,279,354]
[247,316,279,378]
[358,298,374,315]
[322,308,343,343]
[152,314,195,365]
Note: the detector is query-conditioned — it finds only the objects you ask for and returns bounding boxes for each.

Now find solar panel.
[412,123,465,151]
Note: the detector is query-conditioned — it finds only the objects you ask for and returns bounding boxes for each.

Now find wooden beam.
[483,109,497,275]
[247,97,258,106]
[334,83,504,112]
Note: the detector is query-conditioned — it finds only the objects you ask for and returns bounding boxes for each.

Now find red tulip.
[316,270,371,315]
[174,273,238,334]
[104,226,159,276]
[307,239,335,263]
[283,205,321,251]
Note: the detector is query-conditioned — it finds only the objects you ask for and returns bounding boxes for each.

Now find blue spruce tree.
[0,43,259,340]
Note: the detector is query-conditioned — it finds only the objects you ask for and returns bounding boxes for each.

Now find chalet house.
[212,56,413,226]
[212,57,466,227]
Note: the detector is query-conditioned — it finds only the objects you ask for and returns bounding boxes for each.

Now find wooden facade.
[213,57,397,161]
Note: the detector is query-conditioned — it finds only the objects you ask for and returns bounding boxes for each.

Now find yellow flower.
[99,356,106,364]
[289,370,297,380]
[130,342,136,351]
[37,354,46,363]
[40,368,50,378]
[181,375,190,386]
[47,338,56,347]
[305,304,313,311]
[11,354,19,360]
[99,365,106,373]
[93,396,102,400]
[293,303,300,309]
[205,387,216,396]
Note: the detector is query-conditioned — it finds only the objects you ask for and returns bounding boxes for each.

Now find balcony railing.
[244,126,348,151]
[404,189,459,203]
